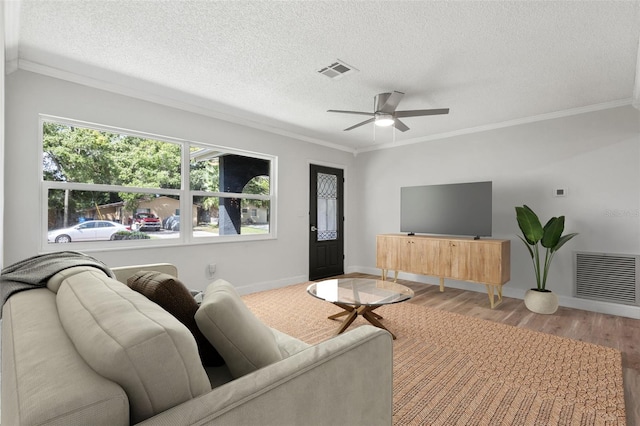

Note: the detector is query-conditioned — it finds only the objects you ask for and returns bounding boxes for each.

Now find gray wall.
[349,105,640,317]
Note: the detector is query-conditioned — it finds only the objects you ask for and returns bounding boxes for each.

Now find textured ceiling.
[7,0,640,152]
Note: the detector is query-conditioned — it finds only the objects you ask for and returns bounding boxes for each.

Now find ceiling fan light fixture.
[328,91,449,133]
[375,113,394,127]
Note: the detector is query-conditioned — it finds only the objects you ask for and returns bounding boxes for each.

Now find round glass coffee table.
[307,277,414,339]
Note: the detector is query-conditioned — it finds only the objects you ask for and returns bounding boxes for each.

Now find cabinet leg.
[381,269,387,281]
[439,277,445,292]
[393,270,399,282]
[485,284,503,309]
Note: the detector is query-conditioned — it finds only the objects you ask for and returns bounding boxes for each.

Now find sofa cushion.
[56,269,211,424]
[127,270,225,367]
[271,327,311,358]
[2,288,129,426]
[195,279,283,378]
[47,265,98,293]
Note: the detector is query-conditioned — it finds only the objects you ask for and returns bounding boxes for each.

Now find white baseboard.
[235,274,308,296]
[349,265,640,320]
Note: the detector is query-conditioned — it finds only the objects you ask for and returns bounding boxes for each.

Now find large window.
[41,116,276,249]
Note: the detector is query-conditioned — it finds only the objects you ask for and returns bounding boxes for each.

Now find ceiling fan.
[327,91,449,132]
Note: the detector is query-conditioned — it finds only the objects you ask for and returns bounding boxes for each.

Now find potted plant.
[515,205,578,314]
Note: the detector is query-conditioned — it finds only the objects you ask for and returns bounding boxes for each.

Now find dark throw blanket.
[0,251,115,315]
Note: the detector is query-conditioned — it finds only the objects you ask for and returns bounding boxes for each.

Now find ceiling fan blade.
[327,109,375,116]
[395,108,449,118]
[344,117,376,131]
[393,119,410,132]
[378,91,405,114]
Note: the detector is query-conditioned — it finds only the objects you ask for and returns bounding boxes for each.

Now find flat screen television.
[400,181,492,238]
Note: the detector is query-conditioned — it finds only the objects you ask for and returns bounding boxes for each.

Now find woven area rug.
[242,283,626,426]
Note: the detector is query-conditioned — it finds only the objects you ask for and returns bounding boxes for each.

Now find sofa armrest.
[137,325,393,426]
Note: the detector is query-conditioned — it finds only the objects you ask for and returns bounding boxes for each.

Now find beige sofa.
[1,263,393,425]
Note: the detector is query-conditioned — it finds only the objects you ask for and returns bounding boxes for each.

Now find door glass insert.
[317,172,338,241]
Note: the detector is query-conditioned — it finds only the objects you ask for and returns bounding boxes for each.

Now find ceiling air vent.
[317,60,358,80]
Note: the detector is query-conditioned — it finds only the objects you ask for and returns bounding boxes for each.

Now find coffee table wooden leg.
[328,311,349,320]
[328,303,397,339]
[329,303,361,335]
[367,306,383,320]
[335,309,359,335]
[329,302,356,320]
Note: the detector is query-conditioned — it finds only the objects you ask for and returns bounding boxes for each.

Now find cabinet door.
[468,242,504,284]
[448,240,471,280]
[404,239,425,274]
[416,238,448,277]
[376,235,413,271]
[398,238,417,273]
[376,235,397,270]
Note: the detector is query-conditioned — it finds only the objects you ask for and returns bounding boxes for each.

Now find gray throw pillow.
[195,279,283,378]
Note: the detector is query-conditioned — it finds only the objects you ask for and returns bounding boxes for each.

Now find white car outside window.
[48,220,128,243]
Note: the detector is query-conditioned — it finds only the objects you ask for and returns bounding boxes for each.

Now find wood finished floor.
[341,273,640,426]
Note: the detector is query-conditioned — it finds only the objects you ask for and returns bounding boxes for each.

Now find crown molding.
[355,98,634,154]
[14,56,633,157]
[4,0,21,74]
[16,58,356,154]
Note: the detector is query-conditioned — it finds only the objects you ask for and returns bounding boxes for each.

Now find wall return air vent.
[575,251,639,306]
[317,60,358,79]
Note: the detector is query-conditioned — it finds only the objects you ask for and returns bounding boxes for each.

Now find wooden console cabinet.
[376,234,510,308]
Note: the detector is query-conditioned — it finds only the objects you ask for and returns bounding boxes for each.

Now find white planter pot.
[524,289,558,314]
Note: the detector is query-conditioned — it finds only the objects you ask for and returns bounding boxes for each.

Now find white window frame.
[39,115,277,252]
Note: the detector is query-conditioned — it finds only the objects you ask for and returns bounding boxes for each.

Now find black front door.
[309,164,344,280]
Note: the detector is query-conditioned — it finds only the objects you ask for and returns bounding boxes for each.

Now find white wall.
[0,4,5,271]
[349,105,640,317]
[4,70,354,292]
